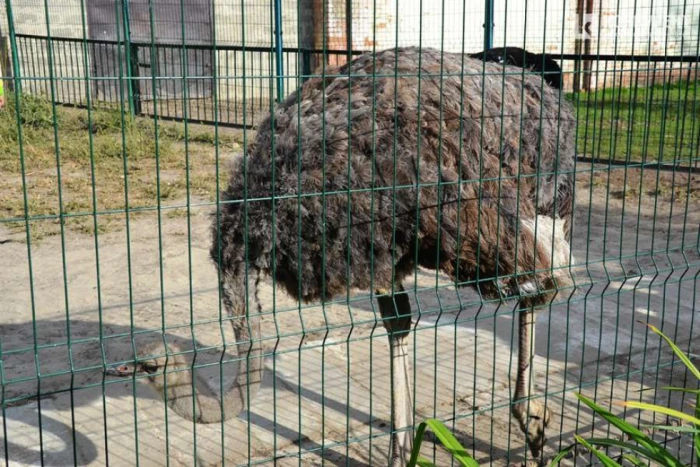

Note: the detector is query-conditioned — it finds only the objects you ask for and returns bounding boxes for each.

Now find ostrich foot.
[512,399,551,459]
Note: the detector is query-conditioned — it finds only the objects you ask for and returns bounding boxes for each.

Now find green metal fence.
[0,0,699,466]
[9,33,363,126]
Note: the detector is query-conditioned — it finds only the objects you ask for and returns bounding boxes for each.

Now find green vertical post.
[273,0,284,101]
[121,0,137,116]
[345,0,352,63]
[3,2,21,97]
[484,0,494,50]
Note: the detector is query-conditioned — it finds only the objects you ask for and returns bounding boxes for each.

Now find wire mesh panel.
[0,0,699,466]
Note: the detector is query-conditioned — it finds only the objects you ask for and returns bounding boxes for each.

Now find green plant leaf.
[644,323,700,380]
[557,431,689,466]
[622,401,700,426]
[660,387,700,395]
[621,453,648,467]
[644,322,700,466]
[548,445,574,466]
[408,419,478,467]
[575,435,622,467]
[416,457,435,467]
[585,437,661,462]
[694,392,699,467]
[575,393,683,467]
[426,419,479,467]
[408,422,429,467]
[643,424,700,433]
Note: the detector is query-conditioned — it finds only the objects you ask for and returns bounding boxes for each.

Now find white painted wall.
[1,0,89,100]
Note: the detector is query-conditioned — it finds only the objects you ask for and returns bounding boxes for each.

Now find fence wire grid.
[0,0,699,466]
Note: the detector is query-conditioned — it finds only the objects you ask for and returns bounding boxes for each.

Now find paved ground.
[1,164,698,466]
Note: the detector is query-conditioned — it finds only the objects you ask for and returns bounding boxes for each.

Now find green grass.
[571,79,700,164]
[0,94,240,240]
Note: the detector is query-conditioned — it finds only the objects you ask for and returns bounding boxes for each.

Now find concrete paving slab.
[1,167,698,466]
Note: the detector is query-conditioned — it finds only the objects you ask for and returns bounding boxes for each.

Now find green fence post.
[273,0,284,101]
[3,0,20,97]
[121,0,137,116]
[483,0,494,49]
[345,0,352,63]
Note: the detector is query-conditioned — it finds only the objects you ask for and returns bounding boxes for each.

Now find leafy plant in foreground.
[551,324,700,467]
[406,324,698,466]
[408,418,478,467]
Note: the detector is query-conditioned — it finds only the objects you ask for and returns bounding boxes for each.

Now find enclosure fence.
[0,0,699,466]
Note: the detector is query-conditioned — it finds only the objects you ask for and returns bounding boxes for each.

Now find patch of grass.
[165,208,191,219]
[6,92,57,129]
[77,107,125,134]
[0,94,239,241]
[570,79,700,163]
[151,121,241,149]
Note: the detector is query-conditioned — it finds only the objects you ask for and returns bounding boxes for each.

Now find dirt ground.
[0,163,698,466]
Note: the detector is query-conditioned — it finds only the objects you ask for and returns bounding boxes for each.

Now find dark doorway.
[87,0,213,105]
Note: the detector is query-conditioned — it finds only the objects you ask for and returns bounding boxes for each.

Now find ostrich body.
[111,47,576,465]
[469,47,563,90]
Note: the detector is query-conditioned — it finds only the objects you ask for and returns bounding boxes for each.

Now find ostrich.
[108,47,576,465]
[469,47,563,90]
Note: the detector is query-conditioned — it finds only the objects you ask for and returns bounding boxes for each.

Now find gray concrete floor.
[1,165,698,466]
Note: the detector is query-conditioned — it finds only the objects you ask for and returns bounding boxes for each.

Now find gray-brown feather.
[211,47,575,305]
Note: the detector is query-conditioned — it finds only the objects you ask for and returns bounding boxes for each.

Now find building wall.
[213,0,300,122]
[1,0,697,113]
[1,0,88,100]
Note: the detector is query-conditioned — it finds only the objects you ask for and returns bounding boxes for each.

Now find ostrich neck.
[160,370,248,424]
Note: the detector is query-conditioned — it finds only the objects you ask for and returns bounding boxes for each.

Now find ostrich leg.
[377,284,414,467]
[512,305,551,462]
